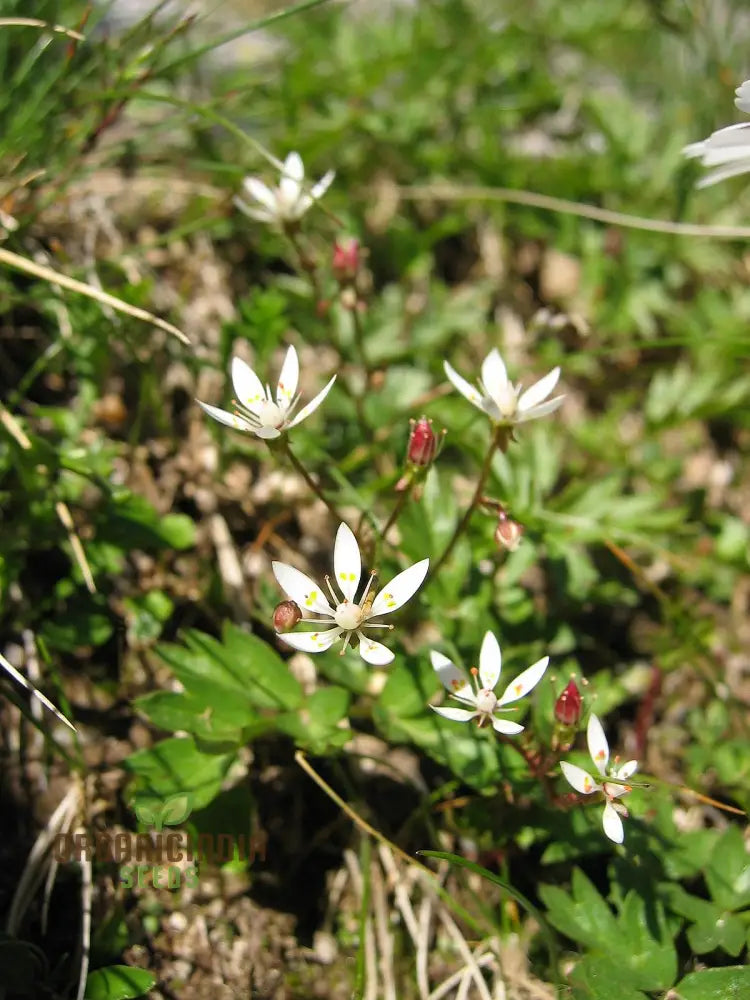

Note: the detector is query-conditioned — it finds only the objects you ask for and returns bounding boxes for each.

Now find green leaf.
[687,913,745,957]
[84,965,155,1000]
[570,956,649,1000]
[40,603,113,652]
[673,966,750,1000]
[277,686,351,753]
[540,872,676,990]
[123,591,174,645]
[134,683,264,745]
[540,869,617,949]
[96,494,194,551]
[705,826,750,911]
[156,514,196,549]
[125,737,236,811]
[182,625,303,711]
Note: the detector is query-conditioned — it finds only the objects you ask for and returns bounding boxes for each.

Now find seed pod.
[494,512,523,552]
[273,600,302,633]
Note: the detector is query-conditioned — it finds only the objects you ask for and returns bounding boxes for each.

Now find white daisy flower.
[236,151,335,225]
[444,348,563,426]
[197,345,336,440]
[272,522,429,666]
[430,631,549,735]
[683,79,750,187]
[560,714,638,845]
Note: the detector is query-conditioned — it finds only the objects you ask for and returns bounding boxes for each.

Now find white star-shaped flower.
[197,346,336,440]
[444,348,563,426]
[272,522,429,666]
[683,80,750,187]
[430,631,549,734]
[235,151,334,225]
[560,714,638,844]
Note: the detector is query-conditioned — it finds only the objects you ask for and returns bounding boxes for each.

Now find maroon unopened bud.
[407,416,437,466]
[273,600,302,633]
[554,679,582,727]
[332,237,360,283]
[494,512,523,552]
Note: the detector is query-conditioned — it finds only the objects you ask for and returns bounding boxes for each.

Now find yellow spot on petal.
[514,683,522,695]
[595,750,606,761]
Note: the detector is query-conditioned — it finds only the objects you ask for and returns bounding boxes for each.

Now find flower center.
[334,602,364,631]
[475,689,498,714]
[494,383,519,419]
[256,399,284,428]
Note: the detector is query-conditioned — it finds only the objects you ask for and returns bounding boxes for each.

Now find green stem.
[380,481,412,542]
[428,424,508,582]
[281,440,346,526]
[369,475,414,564]
[350,304,368,370]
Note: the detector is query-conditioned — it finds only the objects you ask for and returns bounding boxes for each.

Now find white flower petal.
[272,562,334,616]
[515,396,565,423]
[696,160,750,188]
[602,801,625,844]
[357,634,394,665]
[480,348,508,398]
[294,194,313,217]
[334,522,361,602]
[279,151,304,205]
[692,123,750,160]
[283,151,305,181]
[369,558,429,617]
[231,357,266,413]
[735,79,750,113]
[311,169,335,200]
[490,716,524,735]
[280,626,342,654]
[234,198,275,223]
[242,177,277,213]
[497,656,549,706]
[560,761,600,795]
[615,759,638,781]
[276,346,299,410]
[197,400,255,433]
[286,375,337,429]
[430,651,474,701]
[254,425,282,439]
[518,367,560,412]
[443,361,484,410]
[431,705,478,723]
[587,714,610,776]
[478,631,502,690]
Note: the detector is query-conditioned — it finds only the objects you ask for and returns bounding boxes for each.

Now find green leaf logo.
[134,793,192,832]
[133,801,160,829]
[161,793,192,827]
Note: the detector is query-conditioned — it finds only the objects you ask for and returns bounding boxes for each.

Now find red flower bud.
[494,512,523,552]
[332,237,360,283]
[554,679,582,727]
[273,600,302,633]
[407,416,437,466]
